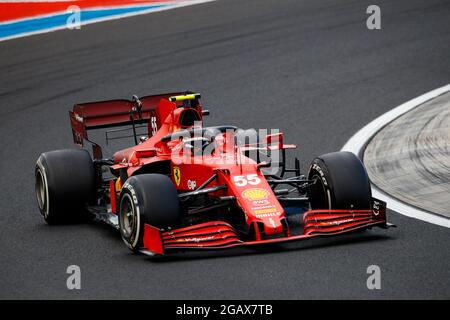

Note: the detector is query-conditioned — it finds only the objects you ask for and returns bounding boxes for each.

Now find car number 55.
[233,174,261,187]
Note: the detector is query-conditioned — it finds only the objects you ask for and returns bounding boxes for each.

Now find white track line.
[341,83,450,228]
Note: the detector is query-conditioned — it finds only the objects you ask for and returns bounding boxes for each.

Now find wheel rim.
[311,173,331,209]
[35,168,48,217]
[120,194,136,238]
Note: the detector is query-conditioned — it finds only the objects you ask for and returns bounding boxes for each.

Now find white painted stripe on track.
[341,83,450,228]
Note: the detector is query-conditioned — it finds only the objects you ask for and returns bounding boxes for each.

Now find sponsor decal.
[187,179,196,190]
[177,236,215,243]
[311,163,328,187]
[150,116,158,136]
[253,206,280,218]
[173,166,181,186]
[256,213,279,218]
[268,218,276,228]
[252,199,270,206]
[242,188,270,201]
[372,200,381,216]
[252,205,276,210]
[320,219,354,226]
[254,208,279,215]
[74,113,83,122]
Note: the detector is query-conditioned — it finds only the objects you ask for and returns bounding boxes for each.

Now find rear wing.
[69,92,191,159]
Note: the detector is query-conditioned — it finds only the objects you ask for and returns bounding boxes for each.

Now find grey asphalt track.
[0,0,449,299]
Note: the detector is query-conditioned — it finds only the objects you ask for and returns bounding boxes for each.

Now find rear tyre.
[308,151,371,210]
[118,174,181,252]
[35,149,95,224]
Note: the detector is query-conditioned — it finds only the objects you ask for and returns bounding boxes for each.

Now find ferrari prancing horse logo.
[173,166,181,186]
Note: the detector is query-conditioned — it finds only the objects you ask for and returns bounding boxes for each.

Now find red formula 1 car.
[35,92,394,256]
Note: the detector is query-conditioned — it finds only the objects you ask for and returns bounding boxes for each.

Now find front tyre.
[308,151,371,210]
[119,174,182,252]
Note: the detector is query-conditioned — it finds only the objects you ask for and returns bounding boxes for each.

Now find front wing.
[139,200,395,256]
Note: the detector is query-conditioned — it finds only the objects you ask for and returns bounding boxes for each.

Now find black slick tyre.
[118,174,181,252]
[35,148,95,224]
[307,151,371,210]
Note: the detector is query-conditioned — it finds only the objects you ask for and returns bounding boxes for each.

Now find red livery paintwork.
[145,209,386,254]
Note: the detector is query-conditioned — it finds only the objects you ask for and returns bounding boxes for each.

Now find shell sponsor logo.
[242,188,270,201]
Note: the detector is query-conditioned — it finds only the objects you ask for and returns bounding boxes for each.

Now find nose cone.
[225,172,286,237]
[240,188,285,235]
[259,216,284,235]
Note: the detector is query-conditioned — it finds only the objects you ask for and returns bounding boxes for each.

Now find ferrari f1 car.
[35,92,394,256]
